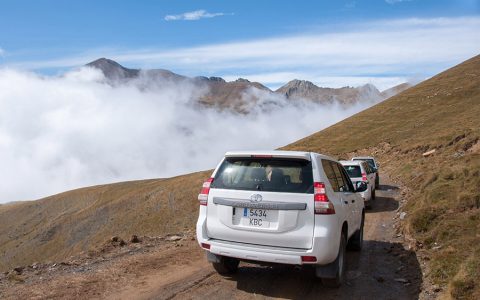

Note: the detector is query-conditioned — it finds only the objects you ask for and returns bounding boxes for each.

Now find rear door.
[364,163,376,189]
[206,156,315,249]
[331,162,358,236]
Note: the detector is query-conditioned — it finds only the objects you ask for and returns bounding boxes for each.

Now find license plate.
[243,208,270,228]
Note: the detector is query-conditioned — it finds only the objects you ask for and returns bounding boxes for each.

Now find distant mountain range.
[86,58,412,111]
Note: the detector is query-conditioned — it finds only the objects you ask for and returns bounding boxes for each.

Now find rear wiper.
[255,184,263,191]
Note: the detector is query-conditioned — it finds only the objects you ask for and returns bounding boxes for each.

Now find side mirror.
[355,181,368,193]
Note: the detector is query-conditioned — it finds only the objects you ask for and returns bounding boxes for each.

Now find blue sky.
[1,0,479,89]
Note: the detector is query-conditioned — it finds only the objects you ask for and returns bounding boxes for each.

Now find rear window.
[353,158,376,170]
[211,157,314,193]
[344,165,362,178]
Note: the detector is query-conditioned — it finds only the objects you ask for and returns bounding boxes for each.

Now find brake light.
[362,172,367,181]
[198,178,214,206]
[301,255,317,262]
[314,182,335,214]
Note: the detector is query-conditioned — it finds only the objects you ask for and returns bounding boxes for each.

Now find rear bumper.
[202,238,337,265]
[196,209,340,266]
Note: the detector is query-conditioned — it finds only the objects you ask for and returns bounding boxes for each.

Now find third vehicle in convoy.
[352,156,380,186]
[196,150,367,287]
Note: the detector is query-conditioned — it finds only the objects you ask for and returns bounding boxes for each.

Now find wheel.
[371,188,376,200]
[348,212,364,251]
[212,257,239,275]
[321,233,347,288]
[375,173,380,187]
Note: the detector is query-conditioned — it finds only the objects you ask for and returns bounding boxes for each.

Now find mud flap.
[315,261,338,279]
[206,251,222,263]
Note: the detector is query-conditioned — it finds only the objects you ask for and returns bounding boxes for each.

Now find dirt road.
[1,178,422,299]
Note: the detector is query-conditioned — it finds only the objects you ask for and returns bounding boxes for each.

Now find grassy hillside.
[283,54,480,299]
[1,55,479,298]
[0,171,210,271]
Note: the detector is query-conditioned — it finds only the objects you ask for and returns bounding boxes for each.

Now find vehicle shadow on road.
[378,184,400,191]
[366,195,399,213]
[230,240,421,299]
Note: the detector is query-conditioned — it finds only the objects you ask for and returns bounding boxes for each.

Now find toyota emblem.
[250,194,263,202]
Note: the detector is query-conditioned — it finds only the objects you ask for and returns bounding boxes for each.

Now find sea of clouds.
[0,67,379,202]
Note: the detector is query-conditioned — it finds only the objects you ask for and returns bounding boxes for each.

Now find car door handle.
[351,199,356,203]
[343,200,349,204]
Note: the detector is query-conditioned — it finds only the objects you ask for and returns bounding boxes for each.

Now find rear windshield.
[211,157,314,193]
[343,165,362,178]
[353,158,376,170]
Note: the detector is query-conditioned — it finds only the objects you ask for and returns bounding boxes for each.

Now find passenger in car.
[265,165,273,181]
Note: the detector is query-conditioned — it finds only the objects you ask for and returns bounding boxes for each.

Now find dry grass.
[0,170,210,271]
[283,54,480,299]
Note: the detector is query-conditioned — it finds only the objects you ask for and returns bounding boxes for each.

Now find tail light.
[314,182,335,214]
[361,172,367,181]
[201,243,211,250]
[301,255,317,262]
[198,178,214,206]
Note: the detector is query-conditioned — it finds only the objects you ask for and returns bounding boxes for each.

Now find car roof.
[352,156,375,160]
[340,160,363,166]
[224,150,336,162]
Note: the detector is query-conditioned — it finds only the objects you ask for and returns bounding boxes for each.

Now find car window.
[365,159,376,170]
[363,162,371,174]
[353,158,376,171]
[212,158,314,193]
[331,163,350,192]
[339,166,355,192]
[343,165,361,178]
[321,160,339,192]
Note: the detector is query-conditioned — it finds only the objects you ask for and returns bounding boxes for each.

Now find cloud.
[164,9,232,21]
[8,16,478,91]
[0,47,5,57]
[385,0,413,4]
[0,67,378,203]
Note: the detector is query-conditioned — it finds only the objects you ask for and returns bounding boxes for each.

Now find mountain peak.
[85,58,139,80]
[285,79,317,89]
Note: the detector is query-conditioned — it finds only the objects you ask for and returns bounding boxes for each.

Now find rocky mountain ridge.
[86,58,412,111]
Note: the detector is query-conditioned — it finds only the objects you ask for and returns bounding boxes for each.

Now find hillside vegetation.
[284,54,480,299]
[0,171,209,271]
[1,55,478,299]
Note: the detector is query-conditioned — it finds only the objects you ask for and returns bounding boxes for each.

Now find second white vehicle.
[340,160,375,208]
[196,150,367,287]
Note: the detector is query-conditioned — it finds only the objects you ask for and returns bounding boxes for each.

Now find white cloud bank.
[12,17,479,90]
[165,9,232,21]
[0,67,377,203]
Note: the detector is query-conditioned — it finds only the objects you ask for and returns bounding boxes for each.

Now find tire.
[348,212,364,251]
[371,188,376,201]
[212,257,239,275]
[321,233,347,288]
[375,173,380,187]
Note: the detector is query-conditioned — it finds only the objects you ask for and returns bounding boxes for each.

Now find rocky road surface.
[1,177,422,299]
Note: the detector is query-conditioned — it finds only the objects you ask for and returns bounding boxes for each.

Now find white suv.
[340,160,375,208]
[352,156,380,186]
[196,151,367,287]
